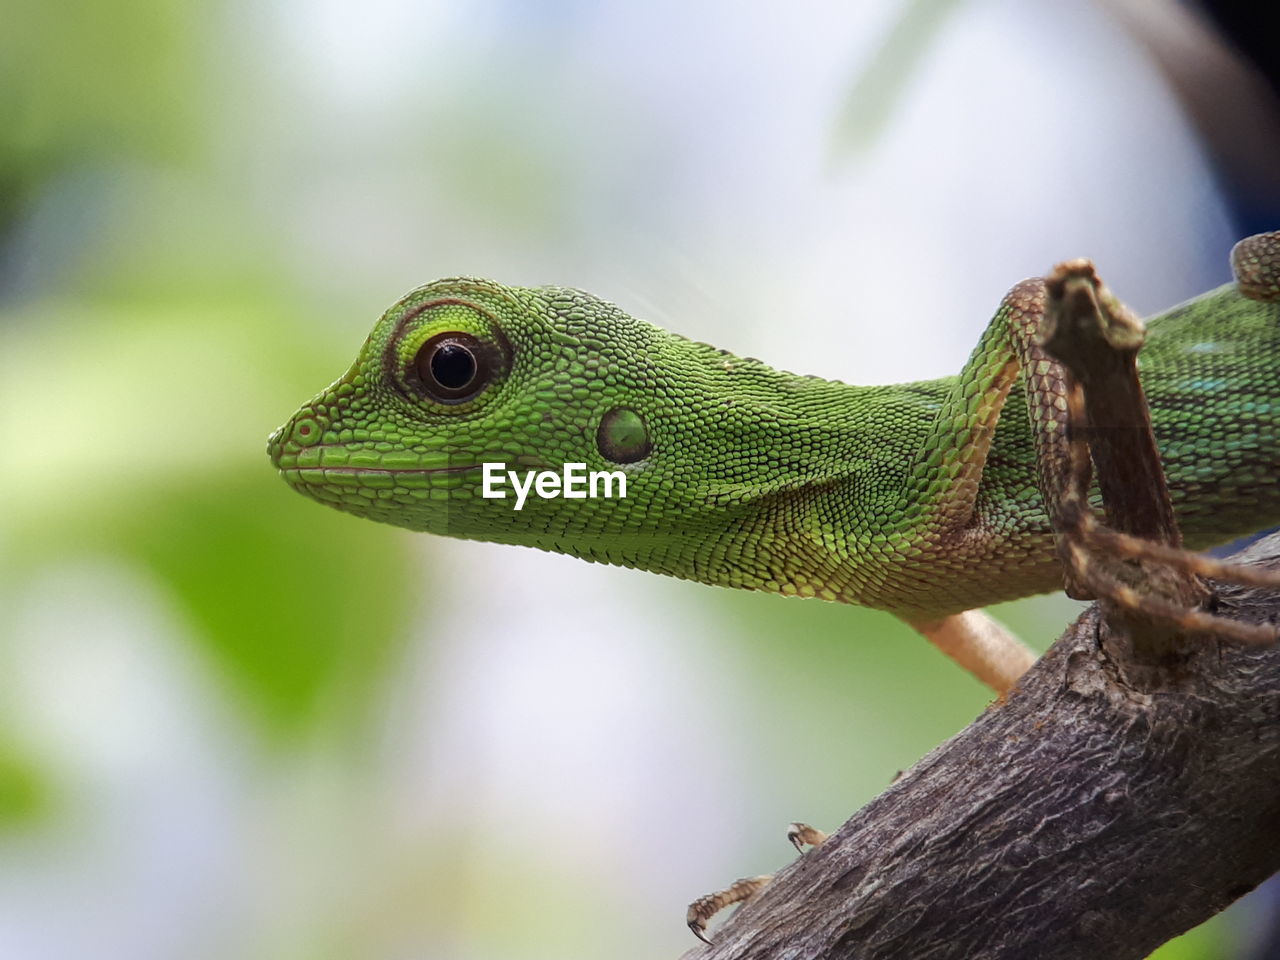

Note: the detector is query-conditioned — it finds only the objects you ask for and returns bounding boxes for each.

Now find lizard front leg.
[891,276,1078,694]
[903,235,1280,688]
[682,276,1082,942]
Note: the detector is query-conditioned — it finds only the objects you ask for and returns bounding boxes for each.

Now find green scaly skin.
[268,237,1280,624]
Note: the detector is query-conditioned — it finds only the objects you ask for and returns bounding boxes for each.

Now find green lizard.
[268,233,1280,692]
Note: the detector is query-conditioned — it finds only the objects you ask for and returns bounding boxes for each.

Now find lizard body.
[269,239,1280,632]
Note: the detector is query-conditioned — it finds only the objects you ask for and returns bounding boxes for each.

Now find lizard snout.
[267,409,326,469]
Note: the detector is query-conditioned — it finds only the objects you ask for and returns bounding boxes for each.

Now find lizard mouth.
[278,462,485,499]
[268,432,485,477]
[275,462,488,514]
[288,464,482,477]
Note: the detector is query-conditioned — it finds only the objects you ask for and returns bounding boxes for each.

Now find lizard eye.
[412,332,491,403]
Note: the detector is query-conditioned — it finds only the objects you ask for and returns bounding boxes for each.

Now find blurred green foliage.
[0,0,199,237]
[0,739,55,827]
[1,296,418,741]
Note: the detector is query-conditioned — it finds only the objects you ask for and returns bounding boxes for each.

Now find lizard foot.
[786,821,829,853]
[686,824,828,943]
[1043,249,1280,645]
[686,875,771,944]
[1059,491,1280,645]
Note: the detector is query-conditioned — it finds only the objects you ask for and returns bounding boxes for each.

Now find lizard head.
[269,278,856,594]
[271,279,674,542]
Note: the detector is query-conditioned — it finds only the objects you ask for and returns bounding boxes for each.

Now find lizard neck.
[568,338,953,606]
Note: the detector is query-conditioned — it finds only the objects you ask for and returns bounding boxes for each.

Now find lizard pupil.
[430,343,476,390]
[411,331,492,403]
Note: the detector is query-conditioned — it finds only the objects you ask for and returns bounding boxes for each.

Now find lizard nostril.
[289,416,322,447]
[267,414,324,467]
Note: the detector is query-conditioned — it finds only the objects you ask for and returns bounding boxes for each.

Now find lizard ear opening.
[597,407,651,463]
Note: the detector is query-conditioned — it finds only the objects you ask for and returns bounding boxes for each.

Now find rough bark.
[680,538,1280,960]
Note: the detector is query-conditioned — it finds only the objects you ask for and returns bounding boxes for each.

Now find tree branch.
[680,541,1280,959]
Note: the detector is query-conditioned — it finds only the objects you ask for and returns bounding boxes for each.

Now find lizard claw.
[687,917,713,945]
[787,821,829,853]
[685,875,772,944]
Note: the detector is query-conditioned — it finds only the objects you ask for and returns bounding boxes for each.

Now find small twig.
[1038,260,1179,546]
[1038,259,1208,660]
